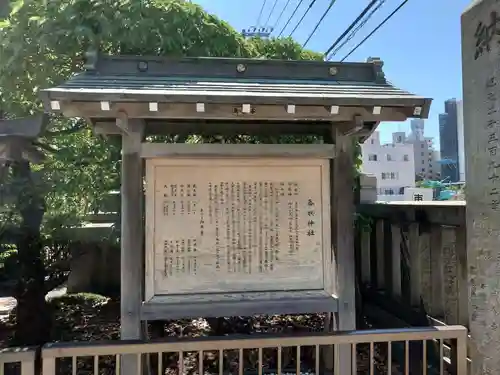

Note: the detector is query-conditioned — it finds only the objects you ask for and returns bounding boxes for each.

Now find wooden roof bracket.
[343,114,364,137]
[116,111,130,135]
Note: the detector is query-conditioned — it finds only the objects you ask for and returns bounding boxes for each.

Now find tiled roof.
[43,74,426,107]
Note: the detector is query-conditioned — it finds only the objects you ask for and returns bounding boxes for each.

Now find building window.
[421,143,424,148]
[370,139,374,144]
[421,152,424,157]
[397,136,402,143]
[368,154,377,161]
[382,172,398,180]
[403,154,409,161]
[385,189,394,195]
[422,168,425,172]
[387,154,392,161]
[422,160,424,164]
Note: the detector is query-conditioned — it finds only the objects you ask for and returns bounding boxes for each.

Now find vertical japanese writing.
[163,238,198,276]
[307,199,316,237]
[200,208,205,237]
[274,182,281,264]
[258,182,264,273]
[242,182,249,273]
[474,11,500,60]
[248,182,258,273]
[162,184,198,217]
[268,182,275,271]
[214,183,220,269]
[208,182,213,224]
[263,182,270,271]
[485,75,500,210]
[156,172,323,287]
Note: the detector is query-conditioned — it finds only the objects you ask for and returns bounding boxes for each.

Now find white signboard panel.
[144,157,334,318]
[404,188,433,202]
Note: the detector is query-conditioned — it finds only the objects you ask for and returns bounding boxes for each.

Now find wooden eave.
[40,55,432,137]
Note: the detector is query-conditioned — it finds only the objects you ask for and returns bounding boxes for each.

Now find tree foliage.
[0,0,323,225]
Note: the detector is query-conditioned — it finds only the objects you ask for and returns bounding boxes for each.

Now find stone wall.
[66,241,120,296]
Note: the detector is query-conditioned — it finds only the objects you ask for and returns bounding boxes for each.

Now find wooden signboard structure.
[41,53,431,374]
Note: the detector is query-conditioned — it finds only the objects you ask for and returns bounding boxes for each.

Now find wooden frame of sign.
[141,145,336,319]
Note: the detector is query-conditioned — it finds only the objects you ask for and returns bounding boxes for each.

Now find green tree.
[0,0,323,346]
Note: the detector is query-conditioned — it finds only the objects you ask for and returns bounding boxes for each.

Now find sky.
[193,0,470,149]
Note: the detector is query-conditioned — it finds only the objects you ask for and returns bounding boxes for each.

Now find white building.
[361,131,415,201]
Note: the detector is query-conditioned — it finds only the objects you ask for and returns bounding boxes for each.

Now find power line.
[273,0,292,30]
[340,0,410,62]
[302,0,338,48]
[277,0,305,37]
[326,0,385,59]
[289,0,318,37]
[264,0,279,27]
[256,0,268,27]
[323,0,379,57]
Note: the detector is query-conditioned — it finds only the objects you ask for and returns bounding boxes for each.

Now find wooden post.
[360,228,371,284]
[430,225,444,319]
[331,129,356,374]
[408,223,422,307]
[375,219,385,289]
[391,224,402,299]
[120,118,145,374]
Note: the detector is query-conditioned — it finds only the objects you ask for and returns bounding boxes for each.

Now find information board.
[144,158,333,312]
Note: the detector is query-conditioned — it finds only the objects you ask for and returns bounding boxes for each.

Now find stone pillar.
[462,1,500,373]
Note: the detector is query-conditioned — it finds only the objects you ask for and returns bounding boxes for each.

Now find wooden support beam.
[375,219,385,289]
[59,100,410,123]
[408,223,422,307]
[331,129,355,375]
[430,225,445,319]
[120,117,145,375]
[391,224,402,299]
[140,143,336,158]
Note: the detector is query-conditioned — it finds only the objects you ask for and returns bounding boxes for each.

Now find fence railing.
[39,326,468,375]
[0,347,37,375]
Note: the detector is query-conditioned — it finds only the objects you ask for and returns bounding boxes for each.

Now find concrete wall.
[66,241,120,296]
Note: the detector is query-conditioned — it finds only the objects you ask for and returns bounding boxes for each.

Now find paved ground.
[0,285,67,321]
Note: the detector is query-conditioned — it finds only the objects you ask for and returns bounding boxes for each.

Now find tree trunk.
[11,161,50,347]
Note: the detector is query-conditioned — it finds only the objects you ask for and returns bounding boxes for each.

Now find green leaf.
[0,0,337,232]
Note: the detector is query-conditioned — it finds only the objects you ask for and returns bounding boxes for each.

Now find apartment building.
[361,131,415,201]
